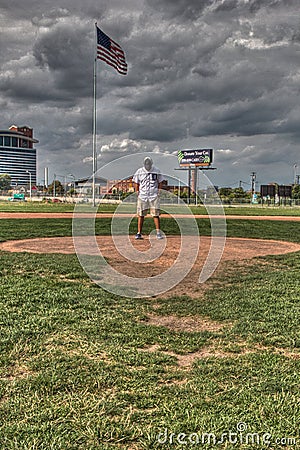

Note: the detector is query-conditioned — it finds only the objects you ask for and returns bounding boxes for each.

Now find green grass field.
[0,200,300,216]
[0,201,76,213]
[0,217,299,449]
[1,217,300,243]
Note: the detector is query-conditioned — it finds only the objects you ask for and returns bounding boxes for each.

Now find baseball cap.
[144,157,153,171]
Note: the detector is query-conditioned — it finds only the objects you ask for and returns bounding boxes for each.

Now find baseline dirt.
[0,212,300,220]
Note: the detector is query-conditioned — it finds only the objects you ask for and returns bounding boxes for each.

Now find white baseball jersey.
[133,166,165,201]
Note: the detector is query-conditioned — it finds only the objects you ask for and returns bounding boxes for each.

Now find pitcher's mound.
[1,236,299,297]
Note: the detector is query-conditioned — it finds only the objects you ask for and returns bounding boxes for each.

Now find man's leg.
[153,216,160,232]
[138,215,145,234]
[136,197,146,238]
[153,216,163,239]
[151,197,163,238]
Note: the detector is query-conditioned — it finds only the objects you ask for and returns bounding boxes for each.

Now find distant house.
[103,176,170,195]
[104,176,136,195]
[75,176,107,196]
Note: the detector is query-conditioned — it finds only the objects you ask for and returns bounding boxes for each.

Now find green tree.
[219,187,233,198]
[47,180,64,195]
[68,188,77,197]
[292,184,300,199]
[0,173,12,190]
[231,187,250,199]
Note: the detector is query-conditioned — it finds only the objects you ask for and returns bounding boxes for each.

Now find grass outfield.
[0,218,299,448]
[0,200,300,216]
[0,201,75,213]
[0,217,300,243]
[191,205,300,216]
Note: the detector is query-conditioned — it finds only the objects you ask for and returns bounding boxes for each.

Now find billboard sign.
[178,149,213,167]
[278,185,292,198]
[260,185,276,197]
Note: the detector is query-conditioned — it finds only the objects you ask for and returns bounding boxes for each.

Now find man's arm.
[158,174,165,191]
[132,169,140,194]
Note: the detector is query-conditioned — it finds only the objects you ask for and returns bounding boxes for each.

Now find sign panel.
[260,185,276,197]
[178,149,213,167]
[278,185,292,197]
[13,193,25,200]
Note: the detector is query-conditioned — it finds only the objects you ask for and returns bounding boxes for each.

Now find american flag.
[96,26,127,75]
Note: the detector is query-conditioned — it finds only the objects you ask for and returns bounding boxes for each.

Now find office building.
[0,125,38,186]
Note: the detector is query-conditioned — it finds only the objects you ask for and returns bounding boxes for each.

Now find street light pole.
[64,175,67,200]
[53,173,56,198]
[68,174,76,198]
[26,170,32,201]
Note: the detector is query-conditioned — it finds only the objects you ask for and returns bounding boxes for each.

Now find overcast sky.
[1,0,299,188]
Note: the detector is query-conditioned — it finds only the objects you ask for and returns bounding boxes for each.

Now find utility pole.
[239,180,249,189]
[53,173,56,198]
[26,170,32,201]
[251,172,256,195]
[294,164,298,185]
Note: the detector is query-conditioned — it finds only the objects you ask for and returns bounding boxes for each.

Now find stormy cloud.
[0,0,299,186]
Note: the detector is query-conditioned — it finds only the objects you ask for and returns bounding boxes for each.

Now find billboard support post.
[188,167,191,204]
[175,167,217,205]
[195,168,198,206]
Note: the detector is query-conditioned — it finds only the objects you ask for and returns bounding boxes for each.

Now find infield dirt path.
[0,212,300,220]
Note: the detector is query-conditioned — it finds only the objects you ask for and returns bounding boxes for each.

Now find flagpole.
[92,22,97,207]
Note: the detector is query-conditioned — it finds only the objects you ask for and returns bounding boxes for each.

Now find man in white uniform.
[133,157,165,239]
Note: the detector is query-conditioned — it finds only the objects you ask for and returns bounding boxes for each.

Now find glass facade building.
[0,125,38,186]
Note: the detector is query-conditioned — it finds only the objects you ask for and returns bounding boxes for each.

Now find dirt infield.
[1,236,299,297]
[0,212,300,220]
